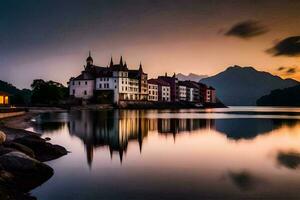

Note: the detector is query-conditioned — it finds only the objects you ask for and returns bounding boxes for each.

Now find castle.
[69,52,216,105]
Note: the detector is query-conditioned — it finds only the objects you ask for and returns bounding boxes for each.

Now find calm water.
[30,107,300,199]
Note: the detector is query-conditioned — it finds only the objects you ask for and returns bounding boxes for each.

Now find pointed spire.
[86,51,93,66]
[139,62,143,72]
[119,149,123,164]
[109,56,114,67]
[172,72,176,78]
[119,56,124,66]
[165,72,167,77]
[124,62,127,68]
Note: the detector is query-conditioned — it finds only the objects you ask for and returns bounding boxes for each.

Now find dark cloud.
[286,67,297,74]
[277,66,286,71]
[225,20,268,39]
[267,36,300,56]
[277,150,300,169]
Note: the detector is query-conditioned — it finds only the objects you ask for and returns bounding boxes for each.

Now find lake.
[30,107,300,199]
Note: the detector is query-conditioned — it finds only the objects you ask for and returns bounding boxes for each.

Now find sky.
[1,0,300,88]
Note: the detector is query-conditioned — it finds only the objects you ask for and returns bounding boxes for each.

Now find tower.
[109,56,114,67]
[119,56,124,66]
[86,51,93,66]
[139,62,143,72]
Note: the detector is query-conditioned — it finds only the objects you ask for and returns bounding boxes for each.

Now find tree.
[31,79,68,105]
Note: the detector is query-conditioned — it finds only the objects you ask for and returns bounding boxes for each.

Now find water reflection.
[276,150,300,169]
[32,108,300,199]
[227,170,260,191]
[38,110,297,167]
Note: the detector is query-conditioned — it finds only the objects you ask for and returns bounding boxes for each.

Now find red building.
[148,79,171,102]
[158,73,179,102]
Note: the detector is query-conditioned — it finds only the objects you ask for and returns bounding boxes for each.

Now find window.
[3,96,7,104]
[85,81,87,85]
[72,90,75,95]
[114,80,116,83]
[72,82,75,85]
[100,78,102,81]
[99,84,102,88]
[78,81,81,85]
[84,90,87,95]
[0,96,3,104]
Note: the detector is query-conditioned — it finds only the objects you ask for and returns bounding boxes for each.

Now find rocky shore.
[0,109,68,200]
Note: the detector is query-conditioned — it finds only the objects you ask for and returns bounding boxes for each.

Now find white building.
[161,85,171,102]
[179,85,187,101]
[69,53,148,104]
[147,81,158,101]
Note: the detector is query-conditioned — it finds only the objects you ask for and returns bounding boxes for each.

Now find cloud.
[267,36,300,56]
[276,150,300,169]
[225,20,268,39]
[277,67,286,71]
[286,67,297,74]
[277,66,298,74]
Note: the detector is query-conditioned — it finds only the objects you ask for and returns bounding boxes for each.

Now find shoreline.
[0,108,68,200]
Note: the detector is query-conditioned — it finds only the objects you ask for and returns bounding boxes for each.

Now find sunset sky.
[1,0,300,88]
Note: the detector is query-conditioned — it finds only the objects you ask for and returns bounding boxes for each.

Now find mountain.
[176,73,208,82]
[0,80,32,105]
[200,65,299,105]
[257,85,300,106]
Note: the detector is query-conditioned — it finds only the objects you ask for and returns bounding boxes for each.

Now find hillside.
[200,65,299,105]
[257,85,300,106]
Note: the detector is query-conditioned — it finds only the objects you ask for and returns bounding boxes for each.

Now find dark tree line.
[257,85,300,106]
[30,79,69,105]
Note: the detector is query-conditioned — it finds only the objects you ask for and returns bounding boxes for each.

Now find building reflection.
[157,118,214,141]
[67,110,214,166]
[67,110,148,166]
[66,110,300,167]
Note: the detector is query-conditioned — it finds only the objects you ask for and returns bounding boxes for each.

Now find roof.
[109,64,128,71]
[148,79,170,87]
[180,81,200,89]
[0,91,11,96]
[198,82,207,88]
[128,70,140,79]
[73,71,95,80]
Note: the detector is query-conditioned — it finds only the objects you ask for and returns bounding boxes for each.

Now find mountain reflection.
[34,110,300,167]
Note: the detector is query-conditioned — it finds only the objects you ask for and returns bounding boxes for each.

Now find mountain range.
[176,73,208,82]
[200,65,299,105]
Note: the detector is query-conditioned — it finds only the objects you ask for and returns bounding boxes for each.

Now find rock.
[0,146,14,156]
[0,131,6,144]
[3,142,35,158]
[13,135,68,162]
[0,151,53,192]
[44,137,51,141]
